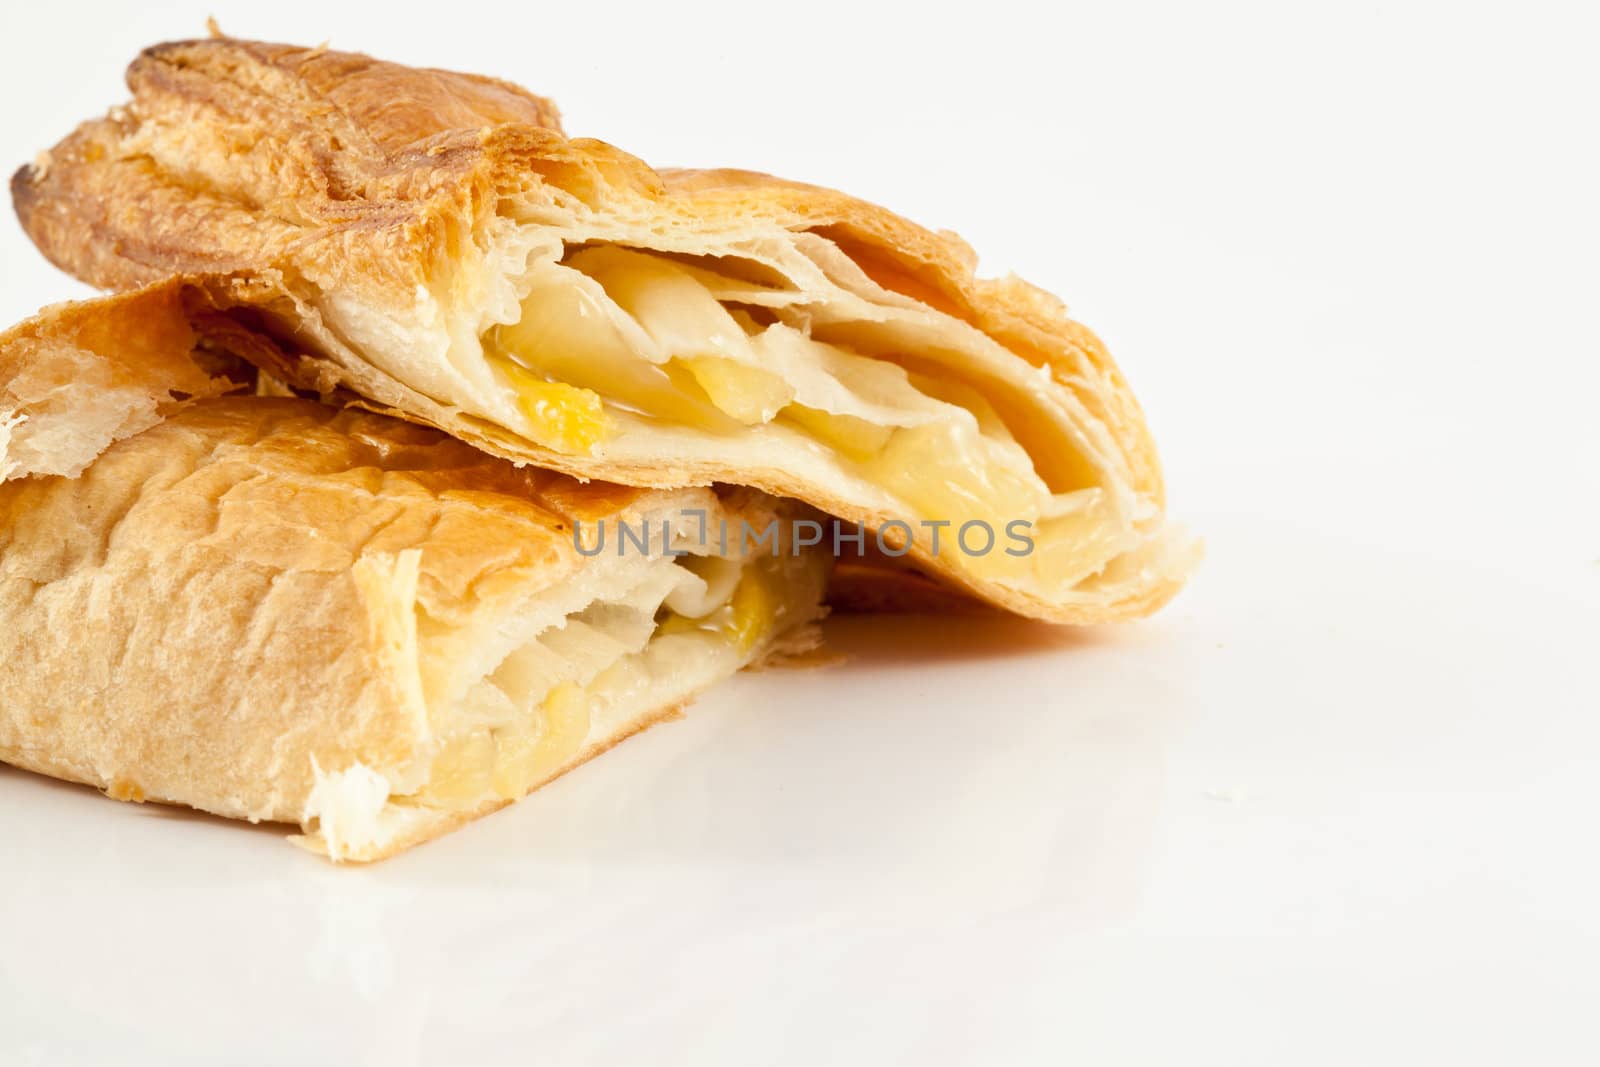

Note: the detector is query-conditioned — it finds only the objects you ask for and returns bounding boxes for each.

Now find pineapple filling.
[483,245,1090,582]
[404,547,811,813]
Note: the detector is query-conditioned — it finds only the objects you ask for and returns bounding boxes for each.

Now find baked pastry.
[0,287,829,861]
[12,34,1196,623]
[0,281,247,481]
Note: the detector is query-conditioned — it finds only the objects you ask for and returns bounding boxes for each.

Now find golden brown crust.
[0,393,652,817]
[0,280,254,481]
[146,37,566,156]
[11,35,1189,623]
[12,37,563,292]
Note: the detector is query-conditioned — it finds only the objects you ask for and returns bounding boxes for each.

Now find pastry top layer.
[12,35,1159,494]
[9,395,672,620]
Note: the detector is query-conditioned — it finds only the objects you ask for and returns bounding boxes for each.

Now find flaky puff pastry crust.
[0,281,248,481]
[0,288,827,861]
[12,35,1195,623]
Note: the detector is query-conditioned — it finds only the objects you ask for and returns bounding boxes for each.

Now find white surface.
[2,2,1597,1063]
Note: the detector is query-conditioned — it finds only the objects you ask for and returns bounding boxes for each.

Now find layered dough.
[12,35,1198,622]
[0,395,828,861]
[0,281,249,482]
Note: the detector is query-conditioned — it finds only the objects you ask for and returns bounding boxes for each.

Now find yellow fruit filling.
[489,681,593,801]
[866,423,1045,528]
[495,358,610,454]
[566,246,756,367]
[415,729,495,808]
[677,356,793,425]
[486,243,1079,577]
[401,535,821,816]
[490,275,734,433]
[778,404,894,463]
[655,560,781,654]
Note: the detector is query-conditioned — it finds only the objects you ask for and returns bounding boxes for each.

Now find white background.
[2,2,1596,1063]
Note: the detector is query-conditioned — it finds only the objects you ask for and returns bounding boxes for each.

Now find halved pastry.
[0,290,829,861]
[12,34,1196,623]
